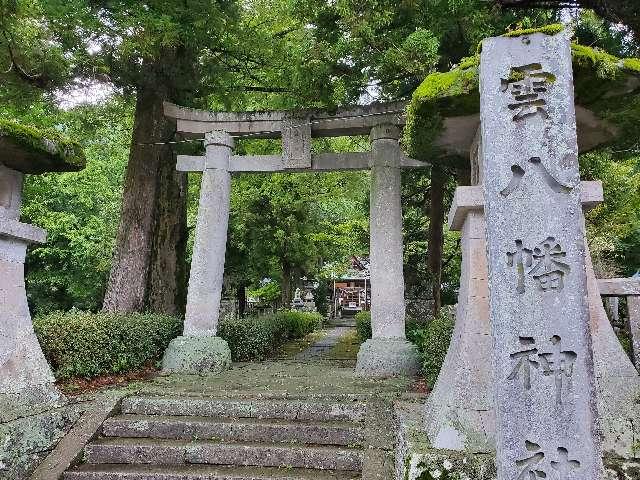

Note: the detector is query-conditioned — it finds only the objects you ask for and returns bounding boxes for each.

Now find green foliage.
[355,311,372,343]
[19,99,133,314]
[0,119,85,170]
[313,279,329,317]
[580,149,640,277]
[218,310,323,361]
[403,57,479,161]
[247,281,282,304]
[402,168,460,303]
[226,142,370,302]
[291,0,555,101]
[355,310,428,345]
[413,310,456,387]
[34,311,182,379]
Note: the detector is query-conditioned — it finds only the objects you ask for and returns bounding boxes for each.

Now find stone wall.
[395,399,640,480]
[0,401,84,479]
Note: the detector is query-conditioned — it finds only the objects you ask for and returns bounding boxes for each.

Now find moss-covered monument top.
[0,120,86,174]
[403,25,640,162]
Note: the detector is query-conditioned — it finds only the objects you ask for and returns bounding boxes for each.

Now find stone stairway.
[63,395,369,480]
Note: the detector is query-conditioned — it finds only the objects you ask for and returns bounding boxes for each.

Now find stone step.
[84,438,363,471]
[121,396,366,423]
[102,414,363,446]
[64,464,361,480]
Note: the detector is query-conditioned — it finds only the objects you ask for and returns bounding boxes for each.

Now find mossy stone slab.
[0,120,85,174]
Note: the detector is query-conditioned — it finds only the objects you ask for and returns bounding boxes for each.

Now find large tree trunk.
[427,167,446,317]
[237,282,247,317]
[102,81,187,315]
[281,261,293,308]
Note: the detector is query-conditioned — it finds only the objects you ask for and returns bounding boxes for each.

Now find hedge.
[34,311,182,379]
[355,309,455,385]
[414,311,455,386]
[354,310,426,344]
[34,310,323,380]
[219,311,323,361]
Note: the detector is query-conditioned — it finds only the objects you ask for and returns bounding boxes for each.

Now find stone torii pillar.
[162,131,234,373]
[355,124,420,377]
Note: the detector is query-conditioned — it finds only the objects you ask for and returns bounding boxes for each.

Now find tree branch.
[1,29,49,88]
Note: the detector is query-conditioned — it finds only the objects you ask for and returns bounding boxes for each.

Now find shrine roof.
[403,32,640,163]
[0,120,86,174]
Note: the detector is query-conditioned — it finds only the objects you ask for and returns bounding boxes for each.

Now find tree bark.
[102,80,187,315]
[237,282,247,317]
[427,167,446,317]
[281,261,293,308]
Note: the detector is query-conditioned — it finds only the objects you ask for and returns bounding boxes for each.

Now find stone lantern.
[0,120,85,421]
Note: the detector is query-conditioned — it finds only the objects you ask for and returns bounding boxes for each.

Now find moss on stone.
[0,119,86,172]
[403,56,479,161]
[502,23,565,38]
[404,32,640,162]
[406,450,496,480]
[623,58,640,74]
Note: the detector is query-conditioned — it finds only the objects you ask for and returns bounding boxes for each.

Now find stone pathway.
[294,326,353,361]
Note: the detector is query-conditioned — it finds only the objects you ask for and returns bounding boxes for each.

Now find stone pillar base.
[162,336,231,374]
[355,338,420,377]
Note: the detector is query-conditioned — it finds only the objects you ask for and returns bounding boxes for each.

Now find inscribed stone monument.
[480,32,603,479]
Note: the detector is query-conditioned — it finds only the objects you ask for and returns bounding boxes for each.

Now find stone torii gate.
[160,101,427,377]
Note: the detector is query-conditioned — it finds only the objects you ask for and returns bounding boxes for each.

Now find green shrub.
[415,310,456,387]
[219,310,322,361]
[34,311,182,379]
[355,310,428,344]
[355,311,371,342]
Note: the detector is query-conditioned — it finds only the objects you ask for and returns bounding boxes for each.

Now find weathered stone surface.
[121,396,367,423]
[83,438,363,471]
[30,392,124,480]
[355,339,420,378]
[398,400,638,480]
[281,115,312,169]
[0,218,46,244]
[424,209,494,453]
[102,415,363,446]
[0,402,82,479]
[0,164,23,220]
[0,239,61,423]
[597,279,640,296]
[584,241,640,457]
[161,336,231,375]
[164,100,406,139]
[480,32,602,479]
[356,123,420,377]
[64,464,362,480]
[367,124,406,339]
[628,296,640,368]
[183,131,233,337]
[430,183,640,458]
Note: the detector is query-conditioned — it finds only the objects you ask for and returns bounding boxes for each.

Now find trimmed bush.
[34,311,182,379]
[355,310,428,344]
[355,311,371,343]
[219,310,323,362]
[415,310,456,387]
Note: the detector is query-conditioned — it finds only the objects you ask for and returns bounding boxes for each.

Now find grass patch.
[327,329,360,361]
